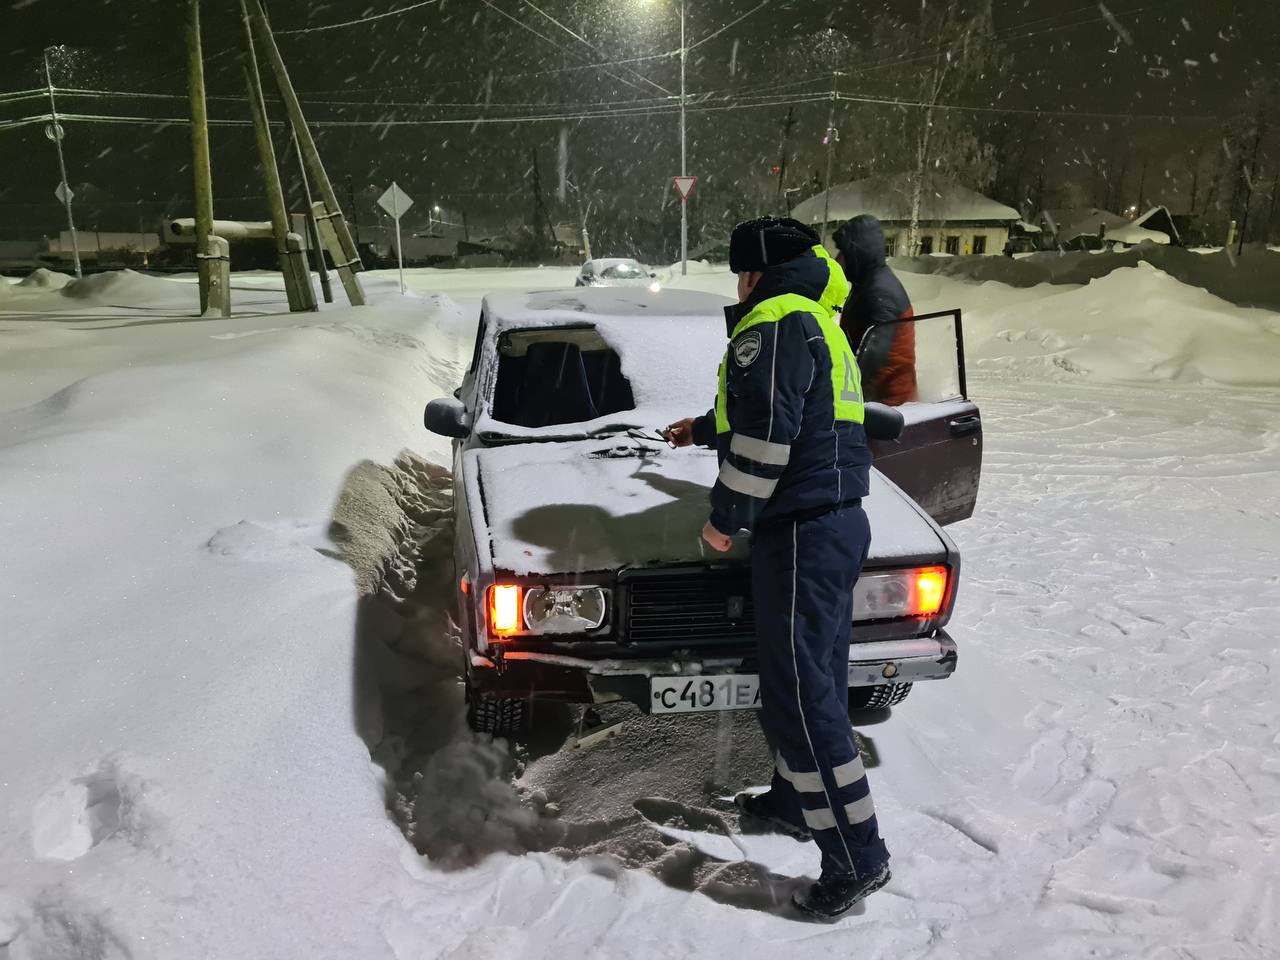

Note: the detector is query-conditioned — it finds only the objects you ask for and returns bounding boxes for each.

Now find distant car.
[575,258,658,289]
[424,289,983,735]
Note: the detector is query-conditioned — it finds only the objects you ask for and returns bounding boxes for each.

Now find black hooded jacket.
[833,216,918,405]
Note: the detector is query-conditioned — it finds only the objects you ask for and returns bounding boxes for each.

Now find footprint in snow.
[205,519,334,562]
[32,769,123,862]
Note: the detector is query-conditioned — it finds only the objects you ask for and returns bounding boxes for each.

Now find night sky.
[2,0,1275,248]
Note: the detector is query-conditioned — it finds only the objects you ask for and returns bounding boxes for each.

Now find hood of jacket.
[833,214,887,284]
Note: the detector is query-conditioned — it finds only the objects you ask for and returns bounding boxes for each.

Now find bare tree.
[893,1,1000,253]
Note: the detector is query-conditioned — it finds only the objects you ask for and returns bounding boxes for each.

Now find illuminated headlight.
[524,586,609,633]
[648,281,662,293]
[487,584,609,637]
[853,567,949,621]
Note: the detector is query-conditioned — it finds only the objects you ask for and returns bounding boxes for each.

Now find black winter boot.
[792,863,891,919]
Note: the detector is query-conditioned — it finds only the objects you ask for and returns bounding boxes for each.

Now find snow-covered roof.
[1038,207,1131,244]
[792,175,1019,226]
[1041,206,1178,246]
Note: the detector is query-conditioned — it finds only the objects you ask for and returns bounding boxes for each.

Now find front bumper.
[469,630,958,710]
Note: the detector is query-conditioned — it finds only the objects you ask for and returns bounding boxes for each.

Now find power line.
[476,0,656,97]
[514,0,673,96]
[687,0,771,52]
[834,89,1214,123]
[275,0,443,35]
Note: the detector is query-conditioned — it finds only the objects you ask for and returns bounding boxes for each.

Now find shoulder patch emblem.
[733,330,763,367]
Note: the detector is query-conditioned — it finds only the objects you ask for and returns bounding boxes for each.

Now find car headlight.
[487,584,610,637]
[853,566,949,621]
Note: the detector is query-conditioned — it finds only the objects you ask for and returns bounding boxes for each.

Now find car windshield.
[600,262,646,279]
[489,326,637,431]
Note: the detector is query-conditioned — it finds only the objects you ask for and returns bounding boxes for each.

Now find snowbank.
[894,242,1280,311]
[17,268,74,291]
[955,262,1280,386]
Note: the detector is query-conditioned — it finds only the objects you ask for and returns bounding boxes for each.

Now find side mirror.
[863,402,905,442]
[424,397,470,438]
[649,272,658,279]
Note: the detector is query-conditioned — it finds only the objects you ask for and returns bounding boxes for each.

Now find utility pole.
[238,0,314,312]
[820,72,839,248]
[43,48,81,279]
[774,105,795,211]
[679,0,688,276]
[247,0,365,305]
[294,133,333,303]
[185,0,216,312]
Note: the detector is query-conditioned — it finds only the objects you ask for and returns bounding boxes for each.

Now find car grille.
[623,569,756,646]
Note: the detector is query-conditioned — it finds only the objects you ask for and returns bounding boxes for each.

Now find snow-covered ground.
[1,261,1277,959]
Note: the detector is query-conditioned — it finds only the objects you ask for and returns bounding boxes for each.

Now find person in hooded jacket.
[833,215,918,407]
[666,217,892,919]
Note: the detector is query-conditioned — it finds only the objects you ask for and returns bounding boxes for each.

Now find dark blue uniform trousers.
[751,505,890,878]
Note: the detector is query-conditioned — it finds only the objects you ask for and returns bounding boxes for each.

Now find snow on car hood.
[469,439,945,575]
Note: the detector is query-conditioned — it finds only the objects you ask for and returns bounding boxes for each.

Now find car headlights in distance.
[522,586,609,634]
[854,567,949,621]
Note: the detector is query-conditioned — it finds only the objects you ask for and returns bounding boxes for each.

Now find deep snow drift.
[2,263,1278,959]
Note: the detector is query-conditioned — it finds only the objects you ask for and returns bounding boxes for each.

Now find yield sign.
[377,182,415,219]
[672,175,698,202]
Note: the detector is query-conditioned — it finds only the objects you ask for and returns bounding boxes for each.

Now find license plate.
[650,674,761,714]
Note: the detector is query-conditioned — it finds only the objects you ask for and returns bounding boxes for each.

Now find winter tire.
[466,693,529,737]
[848,682,913,711]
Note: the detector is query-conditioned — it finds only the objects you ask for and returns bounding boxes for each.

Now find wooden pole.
[238,0,313,312]
[186,0,215,312]
[246,0,363,273]
[293,131,333,303]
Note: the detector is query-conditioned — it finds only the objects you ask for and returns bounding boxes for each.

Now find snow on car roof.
[582,257,645,270]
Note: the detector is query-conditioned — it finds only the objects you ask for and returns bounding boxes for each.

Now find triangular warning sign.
[672,175,698,201]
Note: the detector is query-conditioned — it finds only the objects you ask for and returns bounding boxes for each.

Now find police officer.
[667,217,891,918]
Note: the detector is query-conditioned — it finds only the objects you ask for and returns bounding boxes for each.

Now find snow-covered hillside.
[1,263,1277,959]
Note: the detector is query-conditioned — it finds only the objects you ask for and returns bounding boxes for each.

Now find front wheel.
[848,682,913,711]
[466,692,529,737]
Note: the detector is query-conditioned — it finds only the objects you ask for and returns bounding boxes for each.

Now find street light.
[636,0,688,275]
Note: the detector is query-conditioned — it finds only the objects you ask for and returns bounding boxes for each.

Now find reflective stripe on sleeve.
[730,433,792,466]
[777,755,825,793]
[832,756,867,788]
[844,794,876,825]
[717,461,779,499]
[802,806,839,831]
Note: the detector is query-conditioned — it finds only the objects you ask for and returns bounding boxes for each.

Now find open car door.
[856,309,982,526]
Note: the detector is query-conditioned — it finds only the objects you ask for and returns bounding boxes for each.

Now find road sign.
[378,182,415,295]
[672,175,698,202]
[54,181,74,205]
[377,183,414,219]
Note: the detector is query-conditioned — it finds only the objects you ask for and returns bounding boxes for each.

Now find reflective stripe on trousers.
[750,505,889,878]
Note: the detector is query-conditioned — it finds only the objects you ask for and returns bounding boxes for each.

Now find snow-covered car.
[574,258,658,288]
[424,289,983,734]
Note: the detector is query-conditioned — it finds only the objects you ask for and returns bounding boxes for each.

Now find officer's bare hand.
[702,521,732,552]
[666,418,696,448]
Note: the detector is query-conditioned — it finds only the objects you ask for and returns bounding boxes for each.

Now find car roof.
[483,287,731,331]
[581,257,644,270]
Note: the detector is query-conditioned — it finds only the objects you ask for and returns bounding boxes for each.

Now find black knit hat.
[728,217,821,274]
